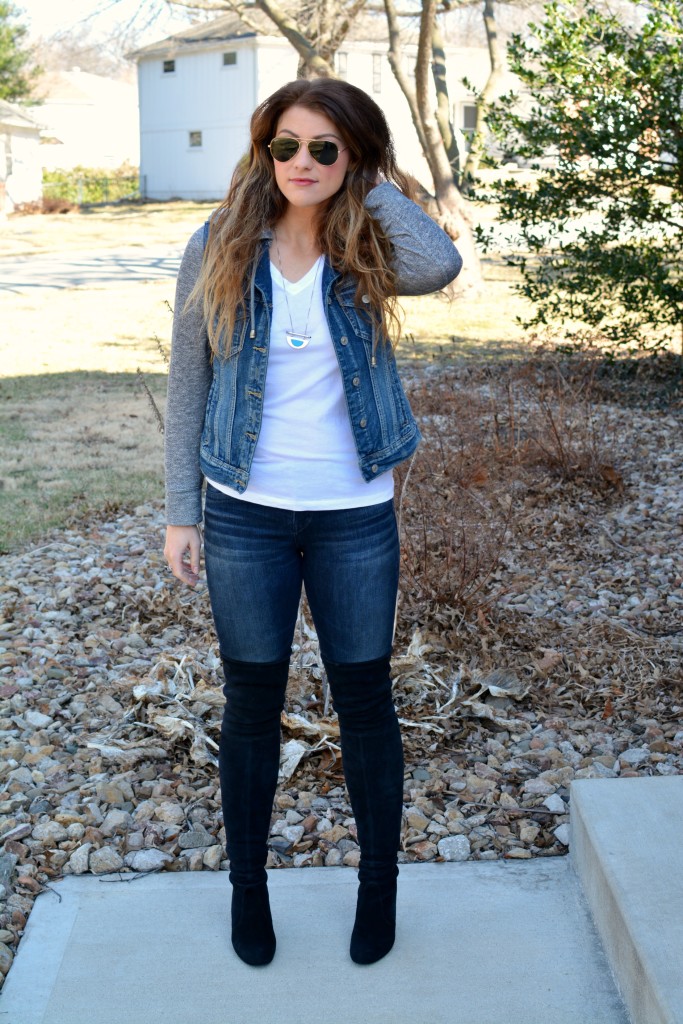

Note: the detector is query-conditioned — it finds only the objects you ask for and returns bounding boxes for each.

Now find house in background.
[0,99,43,215]
[35,69,139,171]
[130,14,500,200]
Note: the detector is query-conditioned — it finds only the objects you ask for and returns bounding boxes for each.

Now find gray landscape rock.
[619,748,651,766]
[280,825,305,846]
[123,849,173,872]
[523,779,557,797]
[31,821,68,844]
[100,809,132,837]
[89,847,124,874]
[202,845,223,870]
[405,808,430,831]
[0,941,14,976]
[153,802,185,824]
[438,835,471,862]
[178,830,214,850]
[554,824,571,846]
[67,843,92,875]
[23,710,53,729]
[543,794,567,814]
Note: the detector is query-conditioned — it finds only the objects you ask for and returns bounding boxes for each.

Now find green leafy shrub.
[479,0,683,354]
[42,163,139,205]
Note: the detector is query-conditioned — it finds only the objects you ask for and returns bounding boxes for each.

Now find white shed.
[130,14,497,201]
[0,99,43,215]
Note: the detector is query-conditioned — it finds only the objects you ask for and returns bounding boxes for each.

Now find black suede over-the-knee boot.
[219,656,289,966]
[323,656,404,965]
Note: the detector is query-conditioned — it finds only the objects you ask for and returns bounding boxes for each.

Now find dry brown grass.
[1,201,215,257]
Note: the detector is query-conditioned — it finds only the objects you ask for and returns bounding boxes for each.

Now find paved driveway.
[0,247,184,292]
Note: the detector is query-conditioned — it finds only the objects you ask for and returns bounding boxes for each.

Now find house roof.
[128,13,273,60]
[0,98,42,132]
[35,70,137,108]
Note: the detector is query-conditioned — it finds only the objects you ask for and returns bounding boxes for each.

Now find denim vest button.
[359,418,367,428]
[340,335,348,345]
[371,464,378,473]
[361,294,370,303]
[352,376,360,386]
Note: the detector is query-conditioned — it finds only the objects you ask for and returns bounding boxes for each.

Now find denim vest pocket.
[214,314,249,359]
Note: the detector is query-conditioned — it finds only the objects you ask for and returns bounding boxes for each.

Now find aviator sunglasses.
[268,137,348,166]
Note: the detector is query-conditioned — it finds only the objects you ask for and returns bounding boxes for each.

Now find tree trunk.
[462,0,504,186]
[431,16,461,179]
[415,0,481,289]
[383,0,430,156]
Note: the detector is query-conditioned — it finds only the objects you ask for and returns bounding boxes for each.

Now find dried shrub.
[491,358,617,486]
[396,357,620,622]
[41,195,78,215]
[397,375,515,616]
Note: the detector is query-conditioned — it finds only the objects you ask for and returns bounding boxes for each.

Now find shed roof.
[128,13,272,60]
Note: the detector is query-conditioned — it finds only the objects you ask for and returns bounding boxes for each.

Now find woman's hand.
[164,525,202,588]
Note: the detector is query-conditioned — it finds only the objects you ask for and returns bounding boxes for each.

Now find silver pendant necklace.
[273,233,321,350]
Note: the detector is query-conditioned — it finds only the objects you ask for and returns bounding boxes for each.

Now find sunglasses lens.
[308,141,339,165]
[269,138,341,165]
[269,138,300,162]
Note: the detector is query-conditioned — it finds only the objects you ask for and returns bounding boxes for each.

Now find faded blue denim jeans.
[203,485,400,664]
[202,483,404,888]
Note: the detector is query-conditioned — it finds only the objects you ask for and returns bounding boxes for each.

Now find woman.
[164,78,462,968]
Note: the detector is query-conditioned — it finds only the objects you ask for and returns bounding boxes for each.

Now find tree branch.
[324,0,369,60]
[166,0,275,36]
[166,0,240,12]
[383,0,429,155]
[255,0,337,75]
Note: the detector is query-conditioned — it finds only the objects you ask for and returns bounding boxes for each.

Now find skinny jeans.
[202,484,405,886]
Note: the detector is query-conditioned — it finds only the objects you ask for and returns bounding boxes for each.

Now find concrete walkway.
[0,859,626,1024]
[2,777,682,1024]
[571,777,683,1024]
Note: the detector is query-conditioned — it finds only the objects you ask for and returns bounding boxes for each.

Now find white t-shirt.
[206,256,394,510]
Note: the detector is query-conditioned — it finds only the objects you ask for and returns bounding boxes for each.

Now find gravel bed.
[0,369,681,985]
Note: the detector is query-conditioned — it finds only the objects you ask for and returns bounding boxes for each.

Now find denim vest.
[198,239,421,494]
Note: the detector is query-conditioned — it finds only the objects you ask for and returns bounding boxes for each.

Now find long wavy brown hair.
[189,78,416,357]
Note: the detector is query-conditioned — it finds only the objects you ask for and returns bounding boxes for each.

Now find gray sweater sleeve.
[364,182,463,294]
[164,226,211,526]
[164,186,462,526]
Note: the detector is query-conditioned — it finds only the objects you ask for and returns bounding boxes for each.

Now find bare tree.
[31,24,136,79]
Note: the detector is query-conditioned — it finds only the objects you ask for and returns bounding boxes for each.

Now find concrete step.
[0,858,627,1024]
[570,776,683,1024]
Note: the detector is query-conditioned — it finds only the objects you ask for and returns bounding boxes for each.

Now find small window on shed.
[163,59,176,74]
[459,103,478,151]
[189,131,203,148]
[223,51,237,66]
[462,104,478,134]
